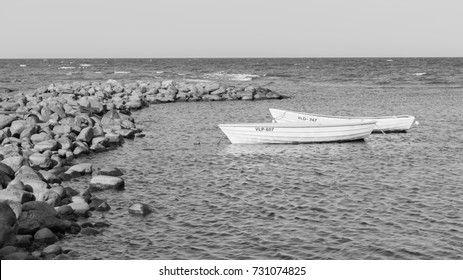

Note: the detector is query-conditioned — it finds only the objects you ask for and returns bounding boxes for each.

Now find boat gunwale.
[269,108,414,120]
[218,121,377,128]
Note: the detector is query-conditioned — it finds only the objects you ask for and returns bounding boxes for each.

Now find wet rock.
[66,163,93,175]
[105,132,123,145]
[94,221,110,228]
[42,244,62,257]
[128,202,153,216]
[68,202,90,216]
[117,128,135,139]
[80,227,100,236]
[96,166,124,176]
[89,175,125,191]
[34,228,58,245]
[96,201,110,211]
[202,94,223,101]
[80,222,93,228]
[89,198,111,211]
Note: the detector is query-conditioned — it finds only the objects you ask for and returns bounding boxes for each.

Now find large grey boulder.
[0,201,16,228]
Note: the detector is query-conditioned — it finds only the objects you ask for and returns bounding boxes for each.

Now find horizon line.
[1,56,463,60]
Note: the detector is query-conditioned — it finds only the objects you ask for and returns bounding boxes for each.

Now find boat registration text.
[255,127,274,132]
[297,116,317,122]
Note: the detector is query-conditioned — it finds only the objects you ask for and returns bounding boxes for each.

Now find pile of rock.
[6,79,283,108]
[0,79,281,259]
[0,80,143,259]
[0,162,124,260]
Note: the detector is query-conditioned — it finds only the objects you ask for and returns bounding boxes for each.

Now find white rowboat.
[218,121,376,144]
[269,108,415,133]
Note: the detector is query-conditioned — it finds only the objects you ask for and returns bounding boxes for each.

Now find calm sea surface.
[1,58,463,259]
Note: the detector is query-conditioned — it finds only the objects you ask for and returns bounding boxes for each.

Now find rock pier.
[0,79,283,259]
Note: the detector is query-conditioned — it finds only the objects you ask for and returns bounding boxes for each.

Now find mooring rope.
[272,111,286,122]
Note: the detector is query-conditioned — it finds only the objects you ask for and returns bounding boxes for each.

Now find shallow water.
[2,58,463,259]
[56,85,462,260]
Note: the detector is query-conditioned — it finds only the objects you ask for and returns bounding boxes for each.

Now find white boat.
[218,121,376,144]
[269,108,415,133]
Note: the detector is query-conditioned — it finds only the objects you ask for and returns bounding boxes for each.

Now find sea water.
[1,58,462,259]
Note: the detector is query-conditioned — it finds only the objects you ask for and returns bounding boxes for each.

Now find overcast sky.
[1,0,462,58]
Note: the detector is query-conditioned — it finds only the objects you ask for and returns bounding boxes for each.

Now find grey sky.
[1,0,462,58]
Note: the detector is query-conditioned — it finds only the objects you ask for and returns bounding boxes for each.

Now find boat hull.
[269,108,415,133]
[218,122,376,144]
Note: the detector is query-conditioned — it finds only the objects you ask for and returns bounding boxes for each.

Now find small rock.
[128,202,153,216]
[66,163,93,175]
[89,175,125,191]
[76,127,94,143]
[28,151,53,169]
[2,251,34,260]
[34,228,58,245]
[0,246,18,258]
[30,132,53,144]
[34,139,59,152]
[80,227,100,236]
[94,221,110,228]
[42,244,62,257]
[15,234,33,248]
[68,202,90,216]
[55,205,74,218]
[96,167,124,176]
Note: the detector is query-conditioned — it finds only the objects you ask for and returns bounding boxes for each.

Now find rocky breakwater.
[0,79,282,259]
